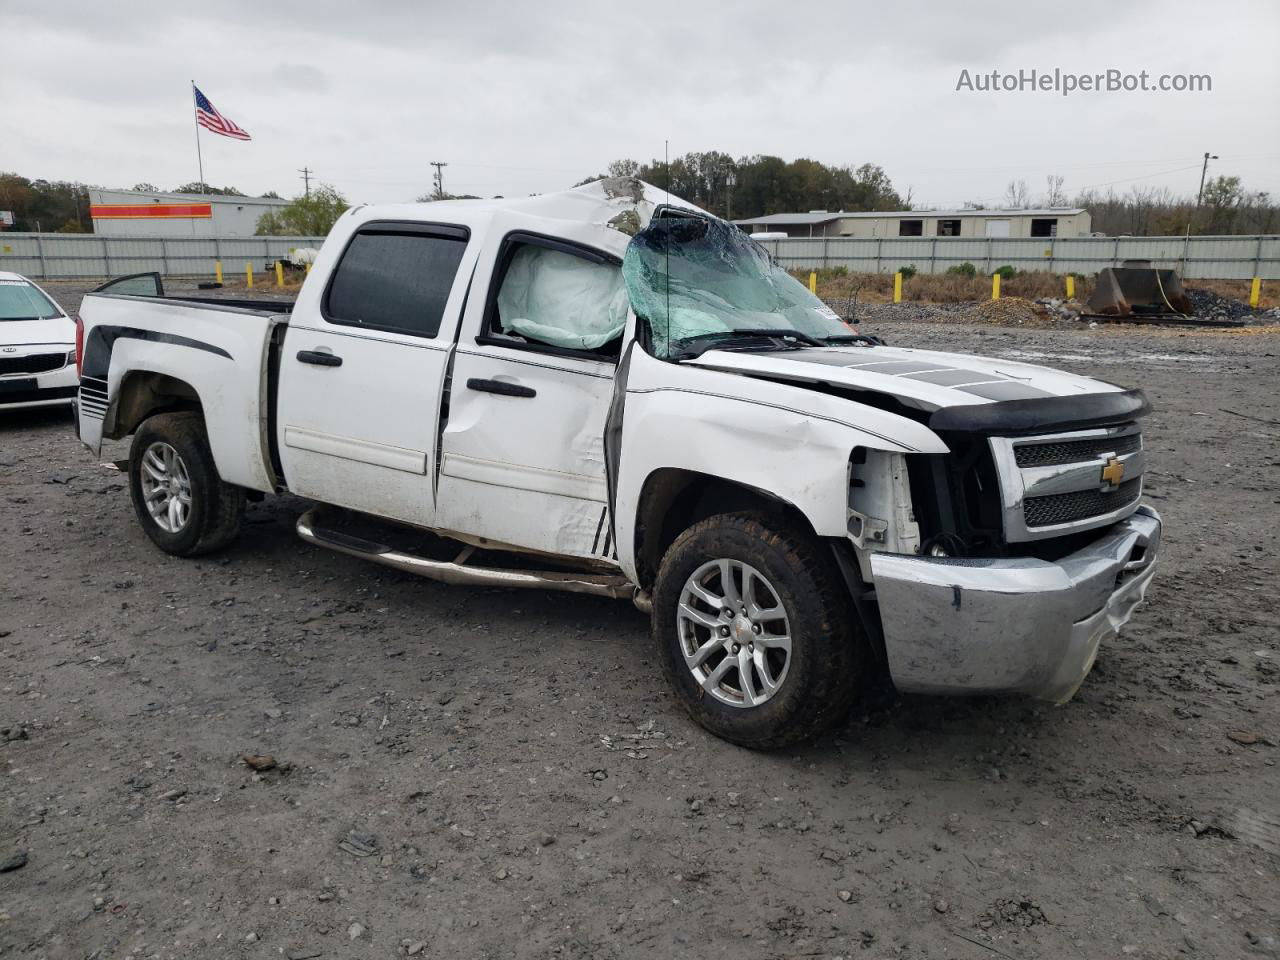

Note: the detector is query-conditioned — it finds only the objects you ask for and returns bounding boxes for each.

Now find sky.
[4,0,1278,209]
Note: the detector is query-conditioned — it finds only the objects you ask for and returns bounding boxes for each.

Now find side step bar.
[297,508,644,605]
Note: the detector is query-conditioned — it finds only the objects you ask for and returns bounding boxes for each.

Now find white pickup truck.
[74,178,1161,748]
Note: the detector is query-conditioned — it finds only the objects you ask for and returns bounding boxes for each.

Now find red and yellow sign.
[90,203,213,220]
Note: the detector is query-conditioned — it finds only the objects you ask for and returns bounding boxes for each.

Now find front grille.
[1024,477,1141,528]
[0,352,68,376]
[1015,432,1141,467]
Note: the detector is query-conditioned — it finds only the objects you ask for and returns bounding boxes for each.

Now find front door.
[436,215,628,560]
[277,220,474,528]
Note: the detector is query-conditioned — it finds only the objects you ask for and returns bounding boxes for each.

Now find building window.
[898,219,923,237]
[1030,218,1058,237]
[937,219,961,237]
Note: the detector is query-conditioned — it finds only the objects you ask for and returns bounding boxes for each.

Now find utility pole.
[1181,151,1218,271]
[430,161,448,200]
[298,167,314,198]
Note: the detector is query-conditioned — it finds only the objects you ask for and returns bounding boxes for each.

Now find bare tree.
[1043,174,1066,207]
[1003,179,1030,209]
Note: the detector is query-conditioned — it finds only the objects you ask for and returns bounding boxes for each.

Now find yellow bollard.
[215,260,223,285]
[1250,277,1261,308]
[1065,274,1075,299]
[305,262,312,276]
[893,271,902,303]
[275,261,285,288]
[808,271,817,294]
[246,263,253,289]
[992,273,1001,300]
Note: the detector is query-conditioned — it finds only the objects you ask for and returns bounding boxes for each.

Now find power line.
[298,166,314,198]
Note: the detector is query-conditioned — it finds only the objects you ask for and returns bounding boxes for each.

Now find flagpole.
[191,82,205,194]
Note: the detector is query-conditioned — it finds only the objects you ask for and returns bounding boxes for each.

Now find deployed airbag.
[497,246,628,350]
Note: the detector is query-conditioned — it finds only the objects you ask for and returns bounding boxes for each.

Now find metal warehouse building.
[89,188,289,237]
[735,207,1092,239]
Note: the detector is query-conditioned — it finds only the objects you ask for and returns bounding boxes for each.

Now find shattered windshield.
[622,215,853,359]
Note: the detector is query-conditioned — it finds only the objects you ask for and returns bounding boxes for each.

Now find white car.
[0,272,78,411]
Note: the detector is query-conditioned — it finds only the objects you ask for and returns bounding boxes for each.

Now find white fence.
[2,231,1277,281]
[0,234,327,281]
[758,234,1280,280]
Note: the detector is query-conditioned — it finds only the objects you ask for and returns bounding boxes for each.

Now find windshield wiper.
[822,333,884,346]
[671,328,825,360]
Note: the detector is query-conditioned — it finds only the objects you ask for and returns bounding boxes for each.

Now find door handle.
[466,377,536,398]
[296,350,342,367]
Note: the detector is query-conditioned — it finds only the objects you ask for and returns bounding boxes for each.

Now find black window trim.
[476,229,624,365]
[92,272,166,298]
[320,219,471,340]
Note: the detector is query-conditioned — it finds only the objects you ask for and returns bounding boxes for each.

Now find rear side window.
[324,226,468,338]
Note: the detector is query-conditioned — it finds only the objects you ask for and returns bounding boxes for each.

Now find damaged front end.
[847,393,1161,703]
[869,505,1160,702]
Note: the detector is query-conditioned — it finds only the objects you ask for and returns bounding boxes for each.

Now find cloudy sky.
[5,0,1278,208]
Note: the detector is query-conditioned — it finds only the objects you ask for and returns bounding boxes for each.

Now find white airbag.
[497,246,627,350]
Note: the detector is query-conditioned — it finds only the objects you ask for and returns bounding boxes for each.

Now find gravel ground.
[2,284,1279,959]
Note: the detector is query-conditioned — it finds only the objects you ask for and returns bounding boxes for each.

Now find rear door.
[276,220,474,528]
[435,213,628,560]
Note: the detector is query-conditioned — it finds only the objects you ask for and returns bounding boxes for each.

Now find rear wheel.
[652,513,864,749]
[128,412,244,556]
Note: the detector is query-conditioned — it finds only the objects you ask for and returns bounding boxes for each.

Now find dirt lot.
[3,286,1279,959]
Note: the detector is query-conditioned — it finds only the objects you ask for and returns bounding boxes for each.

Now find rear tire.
[651,513,864,749]
[128,411,245,557]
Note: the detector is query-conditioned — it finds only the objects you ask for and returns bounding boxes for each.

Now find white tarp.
[497,245,628,350]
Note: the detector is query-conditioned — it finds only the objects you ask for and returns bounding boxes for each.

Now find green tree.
[1199,175,1242,234]
[585,153,906,220]
[173,182,246,196]
[255,184,349,236]
[0,173,90,232]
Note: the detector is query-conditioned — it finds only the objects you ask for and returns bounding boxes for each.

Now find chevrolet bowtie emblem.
[1100,456,1125,488]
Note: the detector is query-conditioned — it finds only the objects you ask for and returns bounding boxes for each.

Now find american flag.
[193,85,251,141]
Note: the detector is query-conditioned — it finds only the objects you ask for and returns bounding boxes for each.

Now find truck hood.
[1,315,76,347]
[683,344,1123,412]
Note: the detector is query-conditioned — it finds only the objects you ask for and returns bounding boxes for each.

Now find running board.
[296,508,640,603]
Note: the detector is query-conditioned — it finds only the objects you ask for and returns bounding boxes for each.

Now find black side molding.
[929,388,1152,435]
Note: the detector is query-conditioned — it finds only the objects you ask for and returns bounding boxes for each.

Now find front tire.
[128,412,245,557]
[652,513,864,749]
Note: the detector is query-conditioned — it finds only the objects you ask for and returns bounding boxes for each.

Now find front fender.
[613,347,947,579]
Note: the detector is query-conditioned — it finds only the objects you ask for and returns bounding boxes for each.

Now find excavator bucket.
[1086,261,1193,319]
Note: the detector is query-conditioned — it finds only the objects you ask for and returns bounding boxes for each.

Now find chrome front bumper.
[869,505,1161,703]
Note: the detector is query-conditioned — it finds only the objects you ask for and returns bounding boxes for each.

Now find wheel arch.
[105,369,203,440]
[633,468,816,591]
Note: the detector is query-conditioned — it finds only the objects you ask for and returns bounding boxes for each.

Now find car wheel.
[652,513,864,749]
[128,411,244,557]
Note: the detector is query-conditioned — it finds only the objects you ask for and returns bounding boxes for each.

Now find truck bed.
[76,292,289,495]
